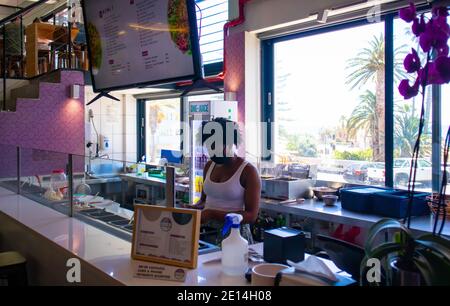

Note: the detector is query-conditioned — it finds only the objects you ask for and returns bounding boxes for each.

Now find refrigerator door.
[189,117,209,205]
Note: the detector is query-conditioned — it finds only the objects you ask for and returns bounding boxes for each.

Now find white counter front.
[0,186,342,286]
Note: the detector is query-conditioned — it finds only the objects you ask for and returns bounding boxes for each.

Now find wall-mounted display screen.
[82,0,202,92]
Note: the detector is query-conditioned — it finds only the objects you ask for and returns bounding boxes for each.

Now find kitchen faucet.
[86,142,110,176]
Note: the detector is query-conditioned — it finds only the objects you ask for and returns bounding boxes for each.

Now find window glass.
[393,16,432,192]
[442,75,450,194]
[196,0,228,64]
[145,98,181,163]
[273,22,385,185]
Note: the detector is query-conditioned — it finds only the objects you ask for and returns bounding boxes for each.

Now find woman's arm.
[201,164,261,224]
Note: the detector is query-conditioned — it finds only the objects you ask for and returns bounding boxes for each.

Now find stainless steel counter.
[260,198,450,236]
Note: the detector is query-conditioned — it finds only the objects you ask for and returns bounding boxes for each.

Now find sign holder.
[131,205,201,269]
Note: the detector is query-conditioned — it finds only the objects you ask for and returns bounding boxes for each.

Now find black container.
[263,227,305,264]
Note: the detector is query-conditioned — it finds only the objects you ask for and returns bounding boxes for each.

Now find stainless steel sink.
[88,173,120,179]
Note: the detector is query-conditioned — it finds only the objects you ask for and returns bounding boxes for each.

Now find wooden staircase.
[2,69,88,112]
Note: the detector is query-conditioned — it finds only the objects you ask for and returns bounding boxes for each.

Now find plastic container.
[371,190,430,218]
[340,186,393,214]
[221,214,248,276]
[50,169,68,194]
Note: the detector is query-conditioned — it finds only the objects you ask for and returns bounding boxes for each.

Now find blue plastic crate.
[340,186,394,214]
[371,190,430,219]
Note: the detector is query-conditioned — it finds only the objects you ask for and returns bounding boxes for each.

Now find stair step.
[2,69,82,112]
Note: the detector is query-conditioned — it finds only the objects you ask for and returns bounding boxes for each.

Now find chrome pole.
[166,166,176,208]
[68,154,74,217]
[16,146,21,194]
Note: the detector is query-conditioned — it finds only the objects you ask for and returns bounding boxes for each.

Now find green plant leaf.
[416,234,450,258]
[415,240,450,260]
[365,218,413,255]
[360,243,403,286]
[366,242,404,260]
[413,249,450,286]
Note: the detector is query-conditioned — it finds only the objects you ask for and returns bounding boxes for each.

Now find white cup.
[251,263,289,286]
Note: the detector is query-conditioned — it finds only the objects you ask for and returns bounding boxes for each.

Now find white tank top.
[203,161,249,212]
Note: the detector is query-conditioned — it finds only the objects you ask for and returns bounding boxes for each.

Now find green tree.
[394,104,431,158]
[282,130,318,158]
[346,34,407,161]
[347,90,377,158]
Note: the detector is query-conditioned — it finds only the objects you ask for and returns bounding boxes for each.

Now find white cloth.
[203,161,248,212]
[287,256,338,282]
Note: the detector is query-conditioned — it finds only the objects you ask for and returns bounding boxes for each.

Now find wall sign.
[189,101,210,115]
[131,205,201,269]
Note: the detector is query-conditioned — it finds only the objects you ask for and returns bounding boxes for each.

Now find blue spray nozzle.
[221,214,243,236]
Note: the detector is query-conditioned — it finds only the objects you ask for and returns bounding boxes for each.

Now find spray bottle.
[221,213,248,276]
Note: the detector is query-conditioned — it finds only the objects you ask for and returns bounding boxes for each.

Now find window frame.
[260,4,445,192]
[137,97,186,163]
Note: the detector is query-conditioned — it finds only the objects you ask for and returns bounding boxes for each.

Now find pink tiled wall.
[0,71,85,178]
[224,31,246,154]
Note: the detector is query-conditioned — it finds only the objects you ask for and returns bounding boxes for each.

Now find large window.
[393,16,433,191]
[270,21,385,185]
[263,8,449,194]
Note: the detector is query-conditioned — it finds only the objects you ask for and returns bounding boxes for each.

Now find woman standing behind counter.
[188,118,261,244]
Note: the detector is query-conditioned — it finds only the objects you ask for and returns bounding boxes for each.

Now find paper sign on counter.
[133,261,187,282]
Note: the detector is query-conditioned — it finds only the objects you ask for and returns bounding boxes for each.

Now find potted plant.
[361,218,450,286]
[361,3,450,286]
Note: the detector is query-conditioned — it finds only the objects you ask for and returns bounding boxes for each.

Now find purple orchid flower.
[404,48,421,73]
[419,19,449,53]
[412,15,426,36]
[399,78,420,99]
[399,5,449,99]
[435,56,450,83]
[432,6,449,18]
[399,2,416,23]
[436,44,449,57]
[417,61,448,86]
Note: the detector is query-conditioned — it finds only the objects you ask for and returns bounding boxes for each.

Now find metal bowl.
[312,187,338,201]
[322,195,338,206]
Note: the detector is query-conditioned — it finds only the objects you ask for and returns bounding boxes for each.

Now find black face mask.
[210,156,232,165]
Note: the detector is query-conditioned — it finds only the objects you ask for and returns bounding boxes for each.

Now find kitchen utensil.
[312,187,338,201]
[322,195,338,206]
[251,263,290,286]
[75,179,91,195]
[263,178,313,200]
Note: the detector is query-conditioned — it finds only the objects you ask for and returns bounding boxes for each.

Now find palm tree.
[346,34,408,161]
[394,104,432,158]
[347,90,378,156]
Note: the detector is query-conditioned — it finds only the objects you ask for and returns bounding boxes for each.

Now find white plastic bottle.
[221,213,249,276]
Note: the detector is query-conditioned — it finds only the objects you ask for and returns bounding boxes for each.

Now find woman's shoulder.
[241,160,260,178]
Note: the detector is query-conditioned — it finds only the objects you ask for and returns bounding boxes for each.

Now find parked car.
[367,162,385,185]
[343,163,370,183]
[394,158,431,187]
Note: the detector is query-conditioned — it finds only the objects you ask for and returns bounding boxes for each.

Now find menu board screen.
[82,0,201,92]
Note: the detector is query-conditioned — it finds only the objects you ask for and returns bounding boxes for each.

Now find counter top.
[0,186,343,286]
[260,198,450,236]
